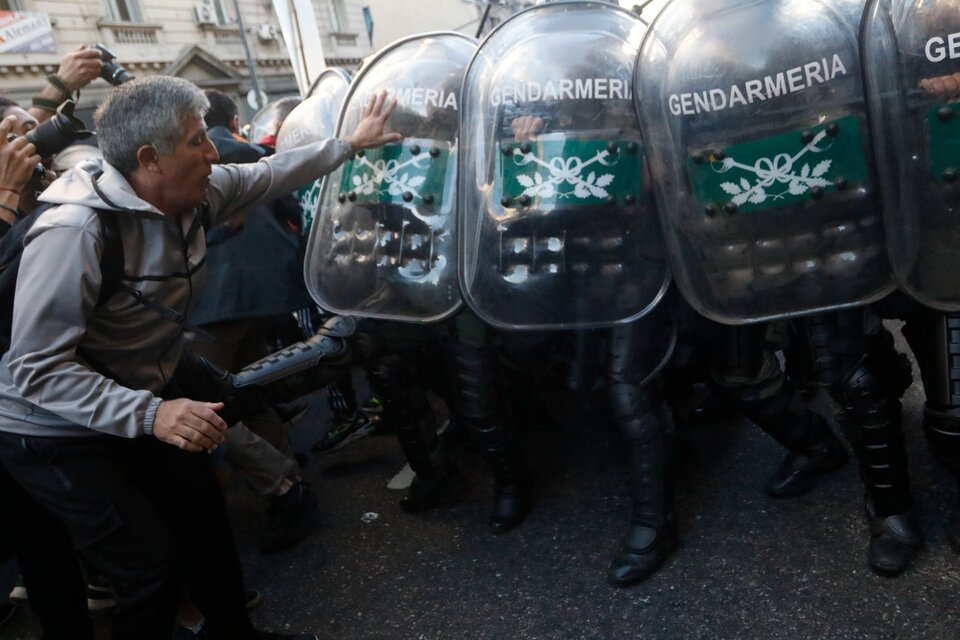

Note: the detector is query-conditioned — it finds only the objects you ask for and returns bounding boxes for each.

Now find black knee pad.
[834,354,903,422]
[609,382,660,444]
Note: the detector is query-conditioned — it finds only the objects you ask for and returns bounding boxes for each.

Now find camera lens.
[94,44,134,86]
[101,62,134,86]
[24,101,92,158]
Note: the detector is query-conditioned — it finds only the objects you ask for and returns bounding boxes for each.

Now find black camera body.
[94,44,134,86]
[6,101,92,160]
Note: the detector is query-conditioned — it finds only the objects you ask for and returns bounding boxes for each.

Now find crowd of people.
[1,3,960,635]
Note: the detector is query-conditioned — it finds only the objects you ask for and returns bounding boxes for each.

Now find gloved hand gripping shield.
[636,0,894,325]
[276,67,352,233]
[862,0,960,310]
[305,32,475,323]
[459,1,670,330]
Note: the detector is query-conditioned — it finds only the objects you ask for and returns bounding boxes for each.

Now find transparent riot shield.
[459,1,670,330]
[637,0,894,325]
[305,32,475,323]
[863,0,960,310]
[249,96,300,146]
[276,67,352,233]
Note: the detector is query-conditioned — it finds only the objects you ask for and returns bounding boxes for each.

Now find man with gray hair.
[0,75,398,640]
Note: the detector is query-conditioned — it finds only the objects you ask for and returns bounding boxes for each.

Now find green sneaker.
[311,413,376,454]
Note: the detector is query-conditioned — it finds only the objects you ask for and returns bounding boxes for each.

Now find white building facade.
[0,0,372,121]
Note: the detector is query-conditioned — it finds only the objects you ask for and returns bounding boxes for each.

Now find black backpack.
[0,204,124,355]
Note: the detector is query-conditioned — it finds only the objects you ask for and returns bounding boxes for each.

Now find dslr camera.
[7,101,92,160]
[93,44,135,86]
[9,46,133,160]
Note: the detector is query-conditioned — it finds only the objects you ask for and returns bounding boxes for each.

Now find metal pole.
[289,0,310,94]
[475,1,493,38]
[232,0,264,110]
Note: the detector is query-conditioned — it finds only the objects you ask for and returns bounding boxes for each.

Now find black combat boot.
[865,497,922,576]
[486,445,532,534]
[765,425,849,498]
[607,429,675,586]
[922,407,960,554]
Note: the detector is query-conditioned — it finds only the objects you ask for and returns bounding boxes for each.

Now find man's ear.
[229,114,240,134]
[135,144,161,173]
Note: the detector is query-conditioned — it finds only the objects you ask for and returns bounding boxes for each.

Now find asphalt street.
[3,325,960,640]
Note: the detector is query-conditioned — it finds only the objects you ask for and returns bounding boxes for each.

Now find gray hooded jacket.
[0,137,351,439]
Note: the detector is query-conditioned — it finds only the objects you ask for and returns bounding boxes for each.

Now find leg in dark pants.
[367,352,464,512]
[606,318,676,587]
[443,311,531,534]
[128,438,253,639]
[0,434,181,640]
[902,308,960,552]
[0,462,93,640]
[358,322,464,514]
[710,323,848,498]
[0,434,255,640]
[796,310,918,575]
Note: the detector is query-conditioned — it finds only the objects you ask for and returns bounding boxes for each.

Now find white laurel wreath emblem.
[299,180,321,224]
[512,147,617,200]
[349,148,432,200]
[713,129,835,205]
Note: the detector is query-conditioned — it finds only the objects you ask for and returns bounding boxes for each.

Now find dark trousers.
[0,462,94,640]
[0,432,255,640]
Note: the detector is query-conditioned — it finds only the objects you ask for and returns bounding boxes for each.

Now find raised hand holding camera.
[28,44,131,126]
[0,115,40,224]
[55,46,104,95]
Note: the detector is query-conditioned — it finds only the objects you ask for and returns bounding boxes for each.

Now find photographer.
[0,75,398,640]
[0,46,107,226]
[0,111,95,639]
[0,113,40,229]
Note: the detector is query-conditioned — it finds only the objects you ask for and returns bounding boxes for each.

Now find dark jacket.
[188,129,313,326]
[207,125,267,164]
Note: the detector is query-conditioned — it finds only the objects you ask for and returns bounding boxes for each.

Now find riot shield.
[305,32,474,323]
[249,96,300,146]
[459,1,670,330]
[637,0,894,325]
[276,67,352,233]
[863,0,960,310]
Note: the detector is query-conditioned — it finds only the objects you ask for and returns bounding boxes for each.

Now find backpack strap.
[88,173,213,342]
[95,209,123,308]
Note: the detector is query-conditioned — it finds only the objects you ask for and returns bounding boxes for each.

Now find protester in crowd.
[0,75,398,640]
[0,112,95,639]
[0,47,109,632]
[193,89,318,555]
